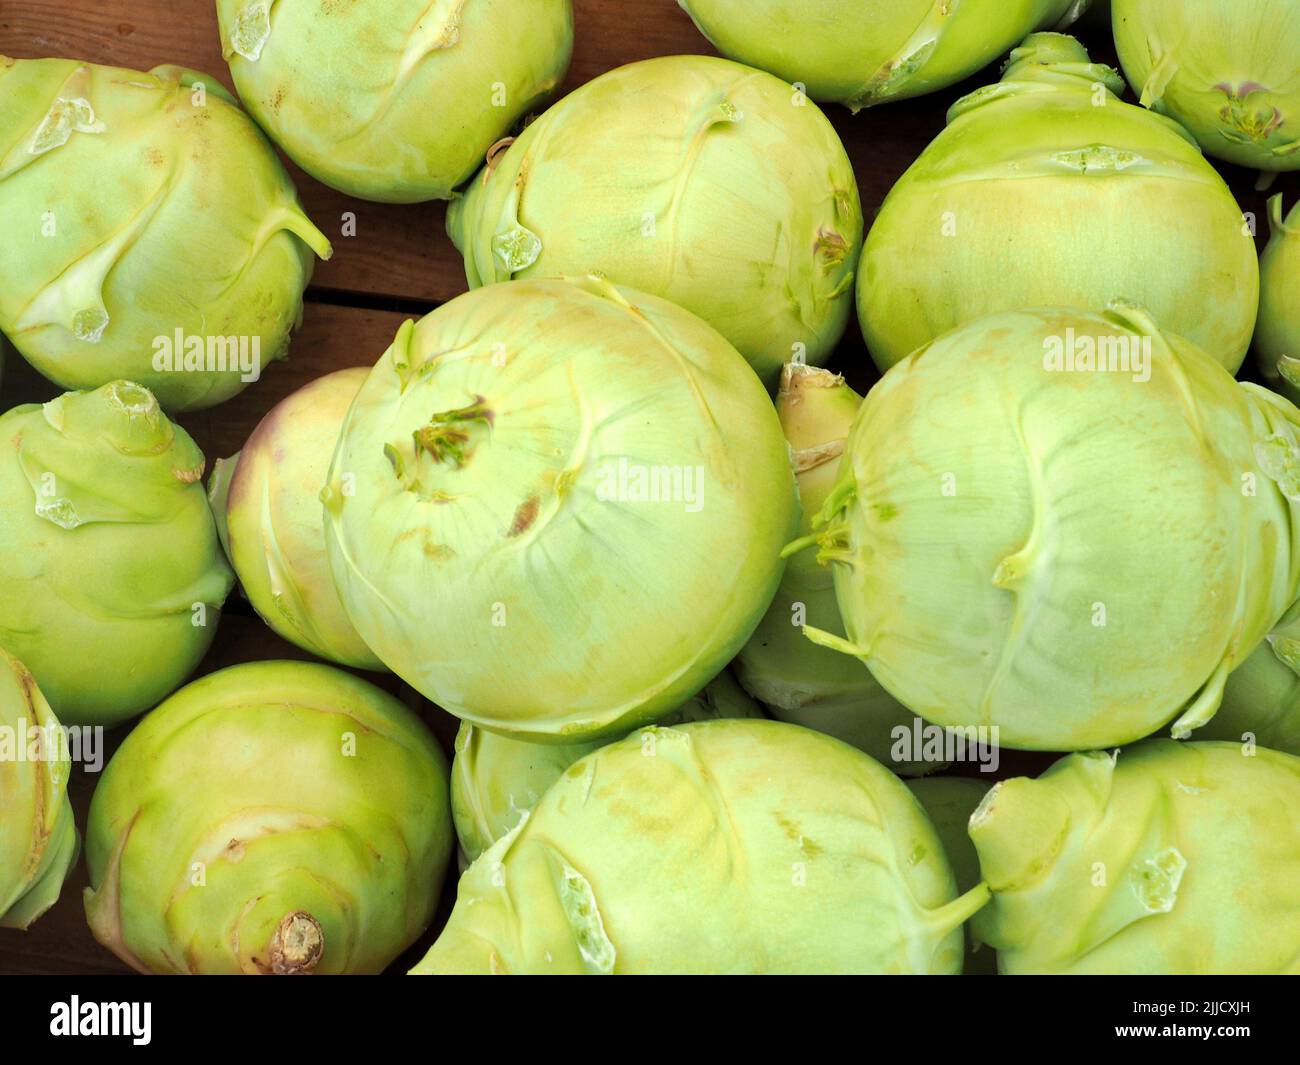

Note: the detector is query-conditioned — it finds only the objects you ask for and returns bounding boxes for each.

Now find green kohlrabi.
[415,719,989,974]
[216,0,574,203]
[0,648,78,930]
[1197,602,1300,758]
[858,33,1259,373]
[448,56,862,385]
[1113,0,1300,172]
[0,57,331,411]
[0,382,234,727]
[1256,194,1300,405]
[451,670,761,864]
[677,0,1092,109]
[84,660,453,974]
[323,277,798,743]
[736,364,941,775]
[906,777,996,975]
[209,368,385,672]
[972,740,1300,973]
[793,303,1300,752]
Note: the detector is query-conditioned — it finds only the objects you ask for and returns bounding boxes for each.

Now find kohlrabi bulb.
[1197,603,1300,758]
[415,719,989,974]
[799,304,1300,751]
[0,382,234,726]
[677,0,1092,109]
[216,0,574,202]
[84,660,453,974]
[0,57,331,411]
[858,33,1259,373]
[0,648,78,930]
[736,364,939,775]
[1257,194,1300,406]
[210,368,384,671]
[323,277,798,743]
[906,776,996,975]
[450,670,761,863]
[1113,0,1300,172]
[972,740,1300,974]
[448,56,862,385]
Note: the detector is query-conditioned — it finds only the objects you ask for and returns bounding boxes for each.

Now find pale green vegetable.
[906,777,995,975]
[1198,603,1300,757]
[216,0,574,203]
[737,364,938,774]
[414,719,989,974]
[0,57,330,412]
[451,671,761,863]
[796,304,1300,751]
[677,0,1091,109]
[448,55,862,384]
[84,660,453,974]
[1113,0,1300,172]
[972,740,1300,974]
[1257,194,1300,405]
[0,382,234,726]
[324,277,798,743]
[210,368,384,671]
[858,33,1259,373]
[0,648,79,930]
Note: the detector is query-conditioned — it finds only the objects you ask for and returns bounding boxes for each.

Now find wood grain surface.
[0,0,1295,975]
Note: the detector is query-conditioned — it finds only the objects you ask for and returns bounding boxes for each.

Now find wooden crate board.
[0,0,1296,975]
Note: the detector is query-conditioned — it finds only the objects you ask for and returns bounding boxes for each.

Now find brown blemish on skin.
[12,660,51,877]
[174,463,205,485]
[14,660,38,702]
[774,811,801,840]
[509,496,540,537]
[774,811,823,858]
[484,136,515,176]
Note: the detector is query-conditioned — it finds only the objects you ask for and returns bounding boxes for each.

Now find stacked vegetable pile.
[1,0,1298,975]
